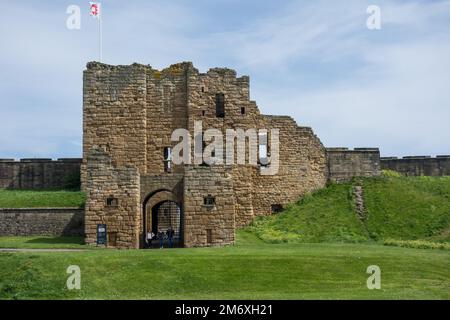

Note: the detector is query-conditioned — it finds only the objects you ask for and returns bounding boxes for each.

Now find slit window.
[164,147,172,173]
[241,107,246,115]
[215,93,225,118]
[196,133,209,166]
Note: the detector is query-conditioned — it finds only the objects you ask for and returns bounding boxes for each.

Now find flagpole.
[99,3,102,62]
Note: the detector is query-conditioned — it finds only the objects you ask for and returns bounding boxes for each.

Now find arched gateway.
[142,189,183,248]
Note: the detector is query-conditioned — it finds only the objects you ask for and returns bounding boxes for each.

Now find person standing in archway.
[167,227,174,248]
[146,230,155,248]
[157,229,165,249]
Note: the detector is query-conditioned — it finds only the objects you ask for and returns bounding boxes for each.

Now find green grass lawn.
[1,175,449,300]
[0,232,449,300]
[0,189,85,208]
[0,236,87,249]
[248,176,450,245]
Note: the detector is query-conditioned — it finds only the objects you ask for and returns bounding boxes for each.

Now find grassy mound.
[0,189,85,208]
[364,176,450,242]
[247,176,450,245]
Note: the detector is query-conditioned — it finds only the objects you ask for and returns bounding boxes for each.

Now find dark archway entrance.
[151,201,181,247]
[142,190,183,248]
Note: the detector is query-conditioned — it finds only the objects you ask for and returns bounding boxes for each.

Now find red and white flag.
[89,2,103,62]
[89,2,101,19]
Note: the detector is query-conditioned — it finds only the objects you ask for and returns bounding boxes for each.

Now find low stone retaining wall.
[0,208,84,236]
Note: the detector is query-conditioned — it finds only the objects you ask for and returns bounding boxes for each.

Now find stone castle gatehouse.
[82,62,328,249]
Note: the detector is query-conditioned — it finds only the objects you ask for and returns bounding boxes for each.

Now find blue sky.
[0,0,449,159]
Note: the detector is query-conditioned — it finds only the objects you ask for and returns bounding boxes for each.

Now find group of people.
[146,227,175,249]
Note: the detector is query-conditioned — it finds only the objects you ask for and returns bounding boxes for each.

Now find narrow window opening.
[201,87,205,93]
[164,147,172,173]
[198,132,210,166]
[241,107,246,115]
[202,110,206,116]
[215,93,225,118]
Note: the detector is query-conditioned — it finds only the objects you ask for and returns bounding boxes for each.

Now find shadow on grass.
[25,236,84,245]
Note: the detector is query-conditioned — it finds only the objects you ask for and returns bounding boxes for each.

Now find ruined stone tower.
[82,62,327,249]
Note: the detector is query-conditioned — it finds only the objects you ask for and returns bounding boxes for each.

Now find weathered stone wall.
[327,148,381,183]
[0,158,81,189]
[145,64,189,175]
[381,155,450,176]
[82,63,148,190]
[183,165,235,247]
[0,208,84,236]
[84,147,141,248]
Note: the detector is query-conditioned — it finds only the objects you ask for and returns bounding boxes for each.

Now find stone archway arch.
[141,189,183,248]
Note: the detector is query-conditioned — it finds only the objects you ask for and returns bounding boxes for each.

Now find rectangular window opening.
[204,195,216,207]
[259,132,269,166]
[106,197,118,207]
[215,93,225,118]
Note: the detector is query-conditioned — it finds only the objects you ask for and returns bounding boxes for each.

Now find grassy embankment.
[248,175,450,248]
[0,189,85,208]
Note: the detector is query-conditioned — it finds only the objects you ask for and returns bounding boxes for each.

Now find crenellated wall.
[0,158,81,190]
